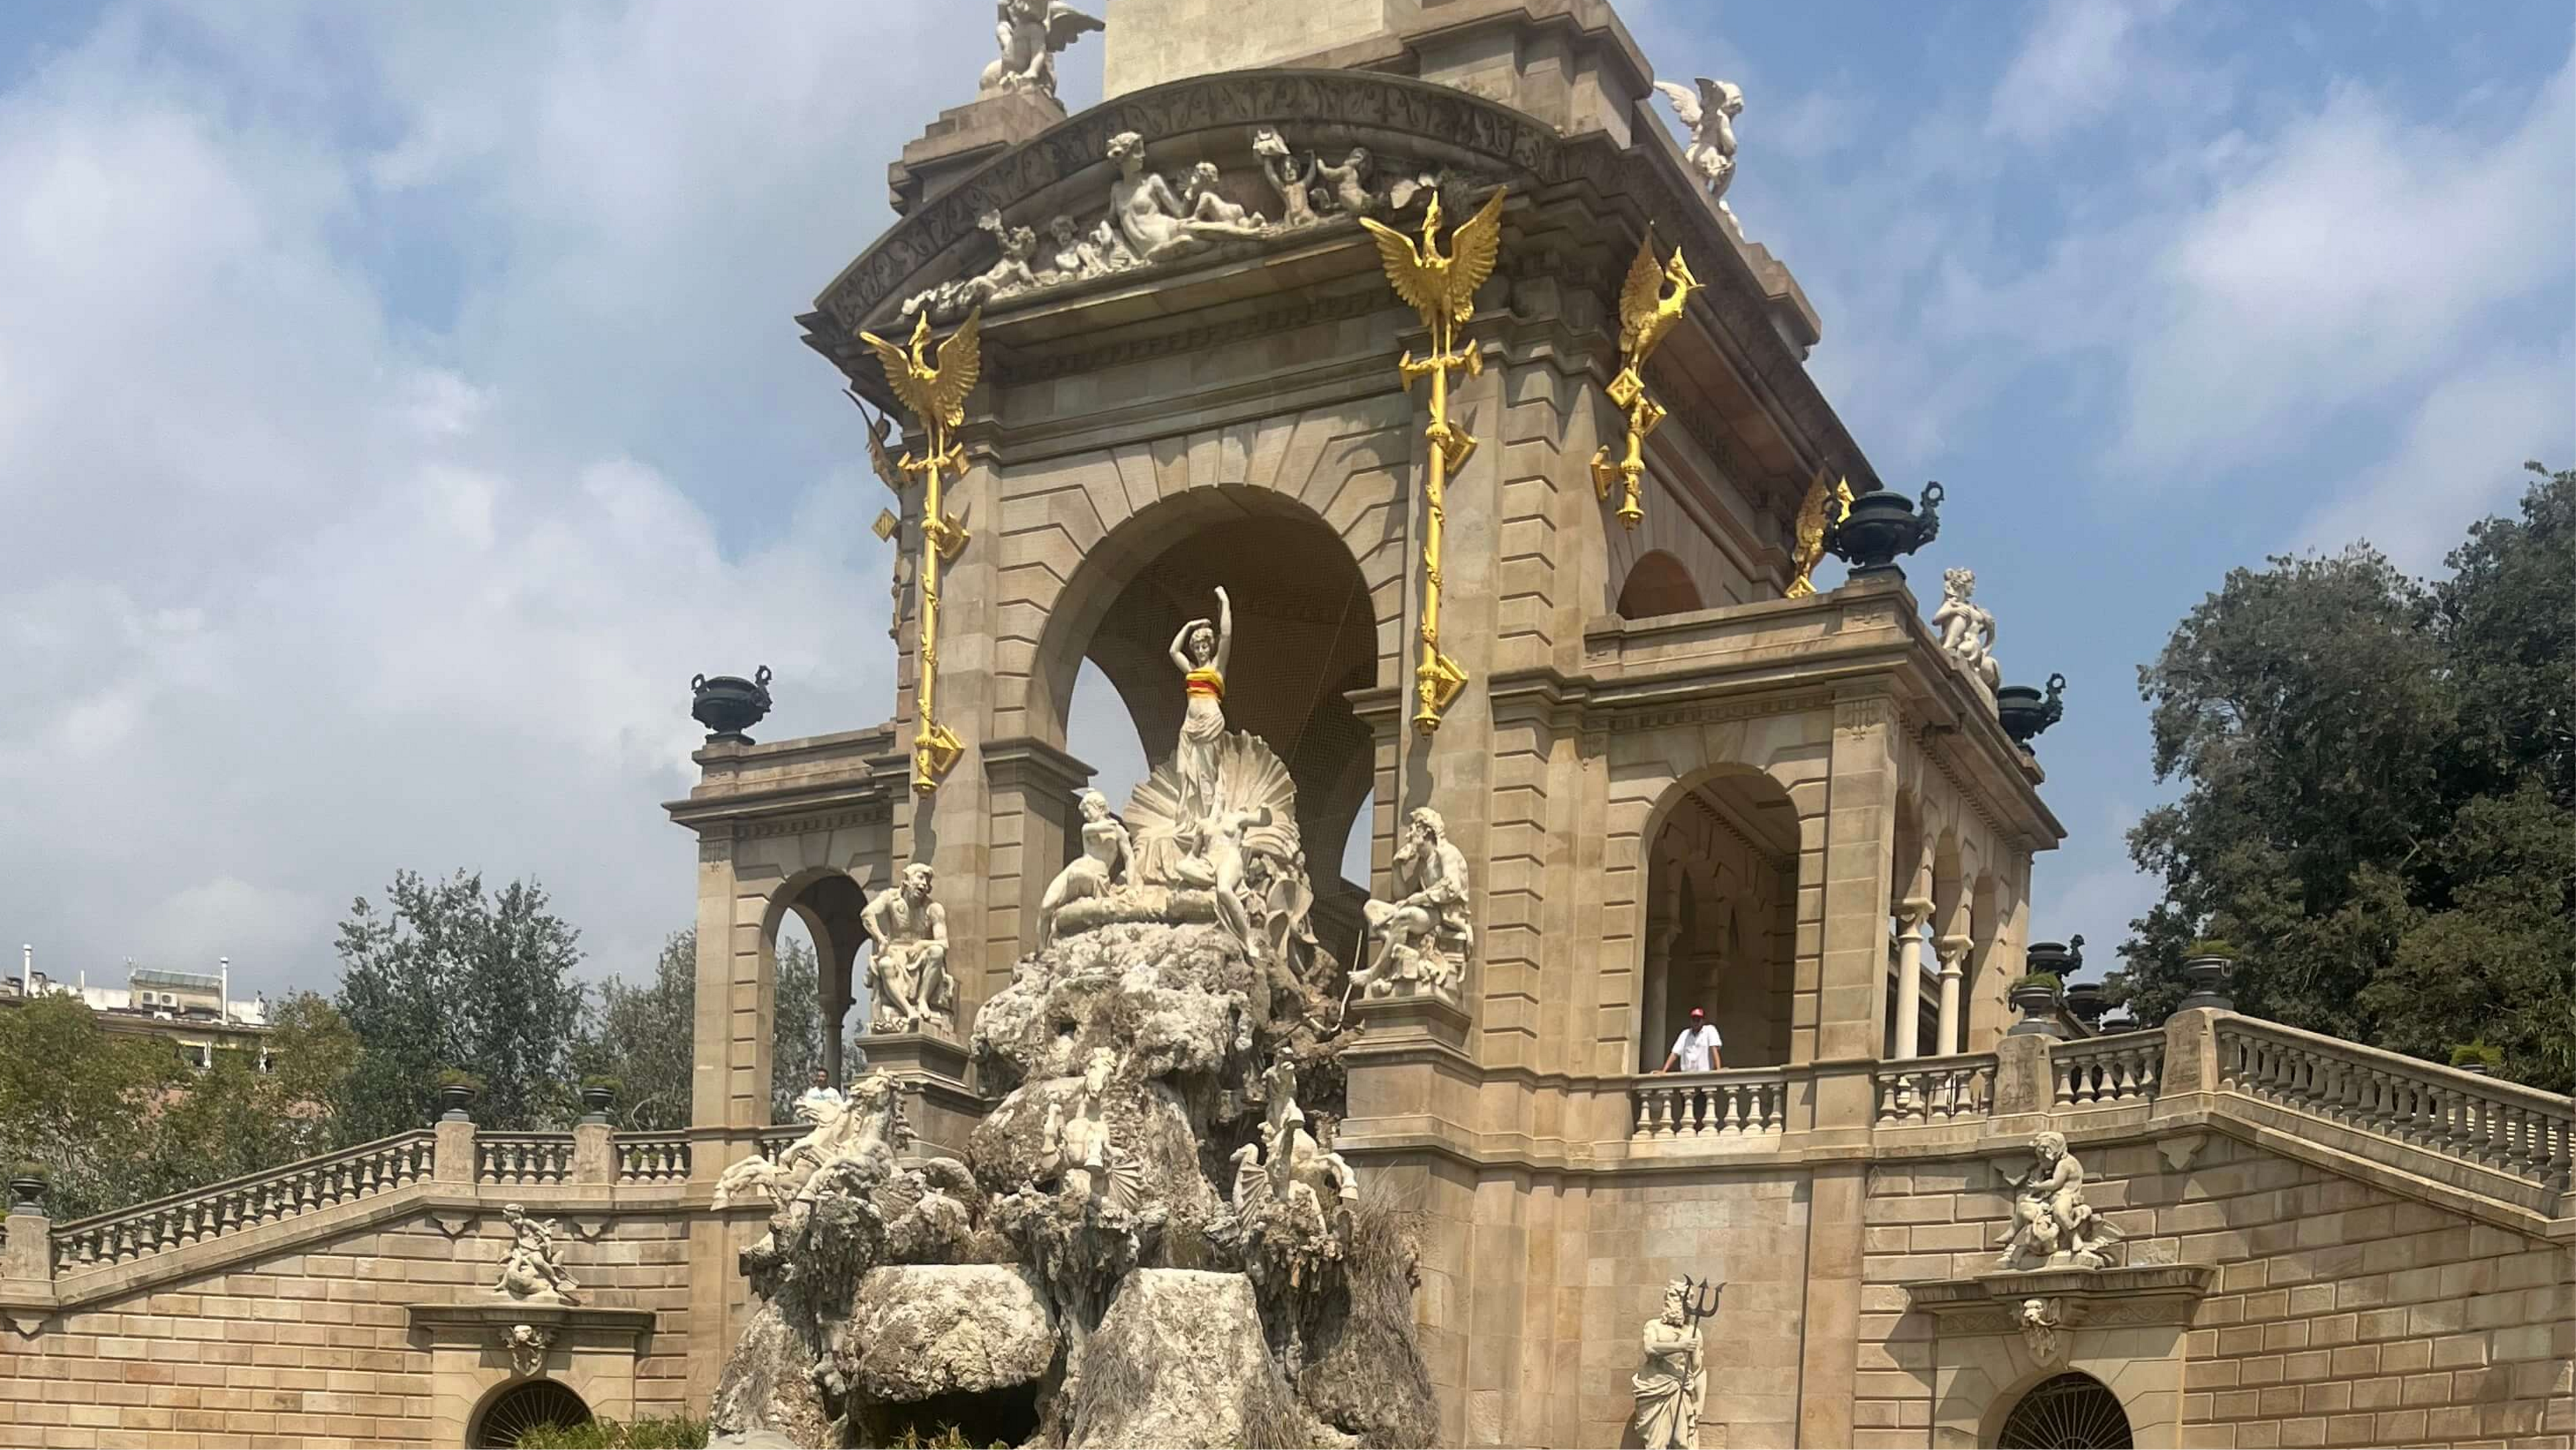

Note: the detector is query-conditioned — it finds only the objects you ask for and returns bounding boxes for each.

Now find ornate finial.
[1361,186,1508,734]
[857,308,983,791]
[1591,227,1700,529]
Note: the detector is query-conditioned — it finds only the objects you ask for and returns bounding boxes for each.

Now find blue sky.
[0,1,2567,1002]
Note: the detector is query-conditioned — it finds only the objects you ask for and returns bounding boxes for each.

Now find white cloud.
[0,3,1004,997]
[1987,0,2178,146]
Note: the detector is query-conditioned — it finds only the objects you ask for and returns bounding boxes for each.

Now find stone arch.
[467,1378,592,1448]
[1615,549,1704,618]
[1988,1370,2137,1449]
[1635,763,1802,1070]
[1020,482,1397,887]
[762,867,873,1092]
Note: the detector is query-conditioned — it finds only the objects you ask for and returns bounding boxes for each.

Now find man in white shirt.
[1660,1007,1723,1073]
[796,1067,847,1117]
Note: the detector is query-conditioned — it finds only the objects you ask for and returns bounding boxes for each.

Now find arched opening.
[1032,486,1384,939]
[1640,768,1801,1070]
[470,1379,590,1448]
[1617,549,1704,618]
[1996,1372,2133,1449]
[764,871,871,1095]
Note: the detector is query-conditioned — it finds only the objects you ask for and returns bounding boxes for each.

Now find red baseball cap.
[1689,1007,1705,1018]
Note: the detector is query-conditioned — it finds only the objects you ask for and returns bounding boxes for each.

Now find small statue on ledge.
[1652,76,1746,217]
[1931,566,2002,694]
[978,0,1103,102]
[494,1203,580,1304]
[1354,807,1475,1005]
[1998,1131,2125,1270]
[865,862,955,1037]
[1038,789,1132,951]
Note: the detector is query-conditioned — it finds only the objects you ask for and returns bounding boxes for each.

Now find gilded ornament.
[1786,468,1853,599]
[1360,186,1507,733]
[857,309,983,791]
[1590,227,1700,530]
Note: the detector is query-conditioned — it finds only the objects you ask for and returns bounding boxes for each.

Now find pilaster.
[979,735,1095,993]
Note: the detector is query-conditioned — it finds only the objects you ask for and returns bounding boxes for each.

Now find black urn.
[579,1084,615,1121]
[7,1170,44,1215]
[1827,480,1943,577]
[2062,981,2110,1029]
[692,666,774,744]
[435,1082,478,1123]
[1996,672,2067,747]
[2026,934,2086,979]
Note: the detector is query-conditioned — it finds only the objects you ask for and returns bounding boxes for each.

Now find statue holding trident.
[1633,1276,1719,1448]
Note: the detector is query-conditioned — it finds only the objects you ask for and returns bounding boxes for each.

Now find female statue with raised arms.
[1167,585,1232,824]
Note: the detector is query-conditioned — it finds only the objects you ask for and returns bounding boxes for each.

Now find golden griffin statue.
[1787,467,1854,599]
[1591,228,1699,530]
[1360,187,1507,734]
[857,308,983,791]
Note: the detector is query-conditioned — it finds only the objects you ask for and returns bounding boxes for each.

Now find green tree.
[0,996,188,1218]
[333,870,588,1139]
[571,929,830,1130]
[2116,464,2576,1090]
[769,936,823,1121]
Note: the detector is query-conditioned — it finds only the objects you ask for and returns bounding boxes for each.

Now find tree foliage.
[2116,464,2576,1090]
[333,869,587,1139]
[571,928,833,1130]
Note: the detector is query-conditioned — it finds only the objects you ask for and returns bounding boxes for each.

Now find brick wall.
[0,1207,694,1449]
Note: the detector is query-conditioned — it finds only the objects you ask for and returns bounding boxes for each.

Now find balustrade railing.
[757,1123,806,1160]
[476,1133,576,1186]
[614,1135,691,1184]
[50,1131,435,1274]
[2053,1031,2164,1109]
[2216,1017,2574,1199]
[1629,1070,1790,1143]
[1874,1054,1997,1125]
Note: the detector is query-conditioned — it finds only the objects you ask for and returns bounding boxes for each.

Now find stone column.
[1639,918,1679,1072]
[1934,933,1972,1058]
[1892,898,1932,1058]
[979,736,1094,994]
[572,1121,615,1187]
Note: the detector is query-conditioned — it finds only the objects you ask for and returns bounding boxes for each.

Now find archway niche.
[1616,549,1703,618]
[470,1379,590,1448]
[1030,486,1383,935]
[1638,767,1801,1070]
[1994,1371,2134,1449]
[765,871,871,1093]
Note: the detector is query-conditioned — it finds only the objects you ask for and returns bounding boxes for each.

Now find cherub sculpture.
[1998,1131,2124,1270]
[1652,76,1746,215]
[978,0,1104,101]
[494,1203,580,1304]
[1037,788,1131,949]
[865,862,954,1036]
[1042,214,1108,281]
[1181,162,1260,228]
[1313,147,1375,217]
[1931,567,2002,692]
[1251,127,1318,228]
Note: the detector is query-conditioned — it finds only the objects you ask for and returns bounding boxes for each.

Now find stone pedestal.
[862,1031,982,1161]
[888,91,1067,215]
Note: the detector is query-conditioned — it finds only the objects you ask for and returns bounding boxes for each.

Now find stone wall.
[1857,1133,2576,1449]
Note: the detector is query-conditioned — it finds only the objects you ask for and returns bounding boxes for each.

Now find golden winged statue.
[853,308,983,791]
[1359,186,1509,734]
[1787,469,1854,598]
[1592,227,1701,529]
[847,390,906,494]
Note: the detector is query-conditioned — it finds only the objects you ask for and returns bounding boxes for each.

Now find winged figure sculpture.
[1358,187,1508,335]
[1787,471,1854,599]
[1615,227,1701,367]
[1652,76,1745,213]
[857,309,983,435]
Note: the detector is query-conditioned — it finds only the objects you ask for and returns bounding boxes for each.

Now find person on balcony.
[1660,1007,1723,1073]
[798,1066,846,1116]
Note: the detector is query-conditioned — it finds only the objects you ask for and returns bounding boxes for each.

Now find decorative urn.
[579,1084,615,1121]
[2177,953,2235,1013]
[691,666,775,744]
[1827,480,1943,577]
[1996,672,2067,746]
[436,1082,478,1123]
[7,1169,44,1215]
[2006,975,2065,1037]
[2063,981,2110,1031]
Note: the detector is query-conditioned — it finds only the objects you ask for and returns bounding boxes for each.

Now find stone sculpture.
[901,209,1040,319]
[977,0,1103,101]
[1042,213,1110,280]
[712,1072,903,1211]
[1250,126,1318,227]
[1167,586,1232,824]
[1932,566,2002,693]
[1653,76,1746,215]
[1038,788,1132,950]
[864,862,954,1036]
[505,1323,553,1378]
[1356,807,1476,1004]
[1039,1048,1143,1212]
[1108,130,1265,265]
[2019,1296,2068,1366]
[494,1203,579,1304]
[1998,1131,2125,1270]
[1314,147,1375,216]
[1633,1279,1708,1449]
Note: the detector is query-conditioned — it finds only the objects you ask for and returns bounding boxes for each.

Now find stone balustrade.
[476,1132,577,1186]
[757,1125,806,1160]
[2215,1015,2573,1202]
[2052,1029,2163,1109]
[1874,1053,1997,1125]
[1629,1068,1790,1143]
[49,1131,437,1274]
[615,1135,692,1184]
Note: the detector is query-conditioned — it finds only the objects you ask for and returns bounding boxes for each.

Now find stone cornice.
[1904,1264,2217,1333]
